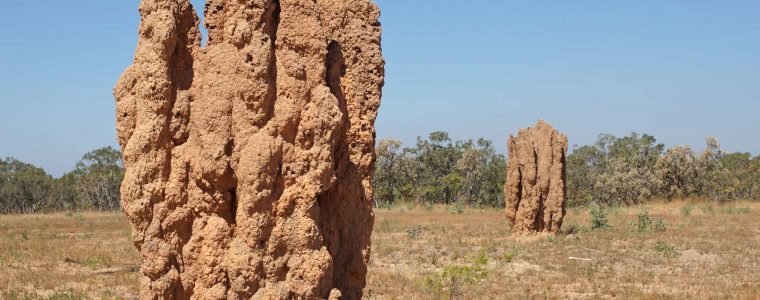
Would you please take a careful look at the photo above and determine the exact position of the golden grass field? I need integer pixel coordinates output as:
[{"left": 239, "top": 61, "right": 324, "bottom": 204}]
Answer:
[{"left": 1, "top": 200, "right": 759, "bottom": 299}]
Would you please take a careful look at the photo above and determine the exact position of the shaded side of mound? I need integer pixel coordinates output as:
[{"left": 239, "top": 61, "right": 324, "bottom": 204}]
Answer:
[
  {"left": 504, "top": 120, "right": 568, "bottom": 234},
  {"left": 114, "top": 0, "right": 384, "bottom": 298}
]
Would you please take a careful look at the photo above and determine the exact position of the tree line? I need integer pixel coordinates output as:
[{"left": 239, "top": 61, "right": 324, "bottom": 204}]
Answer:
[
  {"left": 2, "top": 132, "right": 758, "bottom": 214},
  {"left": 374, "top": 132, "right": 507, "bottom": 207},
  {"left": 566, "top": 133, "right": 760, "bottom": 206},
  {"left": 0, "top": 147, "right": 123, "bottom": 213},
  {"left": 374, "top": 132, "right": 760, "bottom": 208}
]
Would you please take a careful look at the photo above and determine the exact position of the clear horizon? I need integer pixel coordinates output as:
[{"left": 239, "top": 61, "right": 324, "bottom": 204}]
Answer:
[{"left": 1, "top": 1, "right": 758, "bottom": 177}]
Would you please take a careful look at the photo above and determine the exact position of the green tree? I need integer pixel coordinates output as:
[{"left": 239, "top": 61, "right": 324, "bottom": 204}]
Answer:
[
  {"left": 454, "top": 138, "right": 505, "bottom": 206},
  {"left": 656, "top": 146, "right": 700, "bottom": 199},
  {"left": 697, "top": 137, "right": 727, "bottom": 201},
  {"left": 47, "top": 172, "right": 79, "bottom": 212},
  {"left": 373, "top": 132, "right": 506, "bottom": 207},
  {"left": 717, "top": 149, "right": 760, "bottom": 201},
  {"left": 566, "top": 145, "right": 603, "bottom": 206},
  {"left": 73, "top": 146, "right": 124, "bottom": 211},
  {"left": 567, "top": 133, "right": 664, "bottom": 206},
  {"left": 411, "top": 132, "right": 462, "bottom": 204},
  {"left": 751, "top": 156, "right": 760, "bottom": 199},
  {"left": 0, "top": 158, "right": 52, "bottom": 213},
  {"left": 374, "top": 138, "right": 404, "bottom": 206}
]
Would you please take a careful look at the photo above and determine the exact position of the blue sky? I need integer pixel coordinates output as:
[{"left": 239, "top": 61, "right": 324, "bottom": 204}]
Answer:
[{"left": 1, "top": 1, "right": 758, "bottom": 176}]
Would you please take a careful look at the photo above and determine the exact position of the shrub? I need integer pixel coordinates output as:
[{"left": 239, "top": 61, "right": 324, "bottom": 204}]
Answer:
[
  {"left": 448, "top": 202, "right": 464, "bottom": 214},
  {"left": 654, "top": 219, "right": 668, "bottom": 232},
  {"left": 406, "top": 226, "right": 423, "bottom": 240},
  {"left": 681, "top": 205, "right": 693, "bottom": 217},
  {"left": 722, "top": 206, "right": 751, "bottom": 215},
  {"left": 423, "top": 259, "right": 488, "bottom": 298},
  {"left": 590, "top": 206, "right": 611, "bottom": 230},
  {"left": 563, "top": 224, "right": 582, "bottom": 235},
  {"left": 637, "top": 209, "right": 653, "bottom": 233},
  {"left": 473, "top": 250, "right": 489, "bottom": 266},
  {"left": 503, "top": 247, "right": 519, "bottom": 263},
  {"left": 702, "top": 204, "right": 715, "bottom": 214},
  {"left": 47, "top": 290, "right": 88, "bottom": 300},
  {"left": 377, "top": 201, "right": 394, "bottom": 210},
  {"left": 653, "top": 240, "right": 679, "bottom": 258}
]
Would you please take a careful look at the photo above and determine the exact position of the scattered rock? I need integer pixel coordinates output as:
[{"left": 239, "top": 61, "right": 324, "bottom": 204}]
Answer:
[
  {"left": 114, "top": 0, "right": 384, "bottom": 298},
  {"left": 504, "top": 120, "right": 568, "bottom": 234}
]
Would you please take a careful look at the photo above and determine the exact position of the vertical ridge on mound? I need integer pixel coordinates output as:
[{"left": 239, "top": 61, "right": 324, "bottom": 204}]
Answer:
[
  {"left": 504, "top": 120, "right": 568, "bottom": 234},
  {"left": 114, "top": 0, "right": 384, "bottom": 298}
]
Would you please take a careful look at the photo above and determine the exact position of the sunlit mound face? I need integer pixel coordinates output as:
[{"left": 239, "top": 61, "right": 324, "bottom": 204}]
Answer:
[{"left": 115, "top": 0, "right": 384, "bottom": 298}]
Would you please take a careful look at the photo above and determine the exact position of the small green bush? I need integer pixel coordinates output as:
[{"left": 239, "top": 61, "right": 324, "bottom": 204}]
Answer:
[
  {"left": 654, "top": 219, "right": 668, "bottom": 232},
  {"left": 722, "top": 206, "right": 751, "bottom": 215},
  {"left": 653, "top": 240, "right": 679, "bottom": 258},
  {"left": 423, "top": 260, "right": 488, "bottom": 298},
  {"left": 47, "top": 290, "right": 88, "bottom": 300},
  {"left": 83, "top": 254, "right": 114, "bottom": 268},
  {"left": 473, "top": 250, "right": 489, "bottom": 266},
  {"left": 702, "top": 204, "right": 715, "bottom": 215},
  {"left": 503, "top": 247, "right": 519, "bottom": 263},
  {"left": 637, "top": 209, "right": 653, "bottom": 233},
  {"left": 448, "top": 203, "right": 464, "bottom": 214},
  {"left": 590, "top": 206, "right": 611, "bottom": 231},
  {"left": 681, "top": 205, "right": 693, "bottom": 217},
  {"left": 377, "top": 201, "right": 394, "bottom": 210},
  {"left": 406, "top": 226, "right": 423, "bottom": 240},
  {"left": 563, "top": 224, "right": 582, "bottom": 235}
]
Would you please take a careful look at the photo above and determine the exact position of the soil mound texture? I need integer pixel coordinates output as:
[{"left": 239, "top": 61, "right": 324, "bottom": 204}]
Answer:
[
  {"left": 504, "top": 120, "right": 568, "bottom": 234},
  {"left": 114, "top": 0, "right": 384, "bottom": 298}
]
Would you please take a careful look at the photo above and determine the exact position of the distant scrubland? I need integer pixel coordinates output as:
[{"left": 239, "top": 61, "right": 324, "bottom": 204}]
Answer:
[
  {"left": 1, "top": 132, "right": 758, "bottom": 214},
  {"left": 373, "top": 132, "right": 760, "bottom": 208}
]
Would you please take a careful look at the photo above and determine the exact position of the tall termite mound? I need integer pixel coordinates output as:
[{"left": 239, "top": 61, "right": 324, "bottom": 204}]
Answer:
[
  {"left": 114, "top": 0, "right": 384, "bottom": 298},
  {"left": 504, "top": 120, "right": 568, "bottom": 234}
]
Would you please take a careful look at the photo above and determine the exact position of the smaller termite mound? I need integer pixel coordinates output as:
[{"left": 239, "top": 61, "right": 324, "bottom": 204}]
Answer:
[{"left": 504, "top": 120, "right": 568, "bottom": 234}]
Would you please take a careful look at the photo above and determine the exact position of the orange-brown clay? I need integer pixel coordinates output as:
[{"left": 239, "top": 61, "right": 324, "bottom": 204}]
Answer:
[
  {"left": 114, "top": 0, "right": 383, "bottom": 298},
  {"left": 504, "top": 120, "right": 568, "bottom": 235}
]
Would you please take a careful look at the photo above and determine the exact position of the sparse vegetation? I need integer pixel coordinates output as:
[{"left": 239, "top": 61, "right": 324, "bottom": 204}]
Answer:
[
  {"left": 1, "top": 200, "right": 759, "bottom": 298},
  {"left": 0, "top": 212, "right": 139, "bottom": 298},
  {"left": 654, "top": 218, "right": 668, "bottom": 232},
  {"left": 3, "top": 132, "right": 758, "bottom": 215},
  {"left": 681, "top": 205, "right": 694, "bottom": 216},
  {"left": 0, "top": 147, "right": 124, "bottom": 214},
  {"left": 448, "top": 203, "right": 464, "bottom": 214},
  {"left": 721, "top": 205, "right": 751, "bottom": 215},
  {"left": 702, "top": 203, "right": 716, "bottom": 214},
  {"left": 567, "top": 134, "right": 760, "bottom": 207},
  {"left": 406, "top": 226, "right": 423, "bottom": 240},
  {"left": 367, "top": 200, "right": 759, "bottom": 298},
  {"left": 373, "top": 133, "right": 506, "bottom": 208},
  {"left": 502, "top": 247, "right": 519, "bottom": 263},
  {"left": 590, "top": 205, "right": 611, "bottom": 230},
  {"left": 637, "top": 209, "right": 654, "bottom": 233},
  {"left": 653, "top": 240, "right": 679, "bottom": 258},
  {"left": 0, "top": 135, "right": 757, "bottom": 299},
  {"left": 423, "top": 252, "right": 489, "bottom": 299}
]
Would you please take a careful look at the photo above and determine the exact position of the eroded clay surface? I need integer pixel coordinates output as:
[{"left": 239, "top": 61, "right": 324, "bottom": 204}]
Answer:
[
  {"left": 114, "top": 0, "right": 383, "bottom": 298},
  {"left": 504, "top": 120, "right": 568, "bottom": 234}
]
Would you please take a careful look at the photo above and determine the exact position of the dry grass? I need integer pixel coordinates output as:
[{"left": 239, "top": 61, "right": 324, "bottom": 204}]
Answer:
[
  {"left": 1, "top": 200, "right": 759, "bottom": 299},
  {"left": 0, "top": 212, "right": 139, "bottom": 299}
]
